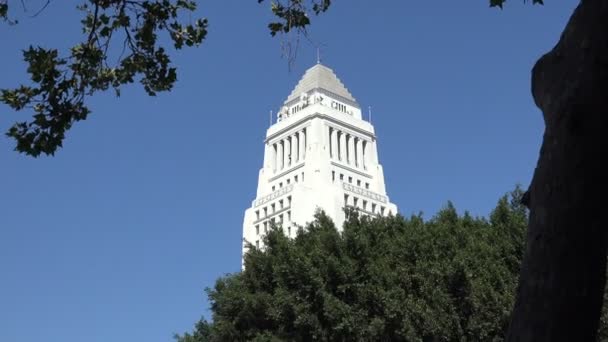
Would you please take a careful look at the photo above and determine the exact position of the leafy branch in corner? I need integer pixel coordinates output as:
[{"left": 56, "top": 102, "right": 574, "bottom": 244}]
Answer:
[{"left": 1, "top": 0, "right": 207, "bottom": 156}]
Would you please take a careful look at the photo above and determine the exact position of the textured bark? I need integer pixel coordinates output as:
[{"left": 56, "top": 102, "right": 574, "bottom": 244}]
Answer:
[{"left": 507, "top": 0, "right": 608, "bottom": 341}]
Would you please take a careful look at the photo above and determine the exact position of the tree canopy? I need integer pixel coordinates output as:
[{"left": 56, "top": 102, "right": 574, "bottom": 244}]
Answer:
[{"left": 176, "top": 188, "right": 534, "bottom": 341}]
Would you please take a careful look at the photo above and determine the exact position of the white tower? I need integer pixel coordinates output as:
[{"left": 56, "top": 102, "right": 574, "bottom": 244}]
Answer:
[{"left": 242, "top": 63, "right": 398, "bottom": 254}]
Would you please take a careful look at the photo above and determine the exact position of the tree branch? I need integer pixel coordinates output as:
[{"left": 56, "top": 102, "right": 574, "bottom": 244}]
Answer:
[{"left": 30, "top": 0, "right": 51, "bottom": 18}]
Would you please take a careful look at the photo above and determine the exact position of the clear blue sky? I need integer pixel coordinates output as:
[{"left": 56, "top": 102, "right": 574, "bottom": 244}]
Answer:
[{"left": 0, "top": 1, "right": 578, "bottom": 341}]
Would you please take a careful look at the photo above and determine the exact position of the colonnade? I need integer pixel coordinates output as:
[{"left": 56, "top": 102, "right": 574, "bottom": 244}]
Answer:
[
  {"left": 270, "top": 129, "right": 306, "bottom": 172},
  {"left": 329, "top": 127, "right": 369, "bottom": 170}
]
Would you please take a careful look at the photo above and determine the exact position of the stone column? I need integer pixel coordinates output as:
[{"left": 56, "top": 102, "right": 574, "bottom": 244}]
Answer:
[
  {"left": 330, "top": 128, "right": 338, "bottom": 159},
  {"left": 370, "top": 140, "right": 379, "bottom": 165},
  {"left": 347, "top": 134, "right": 355, "bottom": 165},
  {"left": 362, "top": 141, "right": 368, "bottom": 170},
  {"left": 291, "top": 134, "right": 298, "bottom": 164},
  {"left": 339, "top": 131, "right": 346, "bottom": 162},
  {"left": 296, "top": 131, "right": 302, "bottom": 161},
  {"left": 269, "top": 143, "right": 276, "bottom": 172},
  {"left": 299, "top": 129, "right": 306, "bottom": 160},
  {"left": 284, "top": 137, "right": 291, "bottom": 167},
  {"left": 356, "top": 138, "right": 363, "bottom": 168},
  {"left": 277, "top": 141, "right": 283, "bottom": 170}
]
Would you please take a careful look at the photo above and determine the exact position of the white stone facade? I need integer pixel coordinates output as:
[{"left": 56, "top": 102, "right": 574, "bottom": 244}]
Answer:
[{"left": 242, "top": 63, "right": 398, "bottom": 256}]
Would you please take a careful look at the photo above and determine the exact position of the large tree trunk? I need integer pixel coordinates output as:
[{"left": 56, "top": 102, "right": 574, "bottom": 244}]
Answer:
[{"left": 506, "top": 0, "right": 608, "bottom": 341}]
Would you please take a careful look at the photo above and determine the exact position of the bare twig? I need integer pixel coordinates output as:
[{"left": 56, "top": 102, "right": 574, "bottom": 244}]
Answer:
[
  {"left": 30, "top": 0, "right": 51, "bottom": 18},
  {"left": 86, "top": 0, "right": 100, "bottom": 44}
]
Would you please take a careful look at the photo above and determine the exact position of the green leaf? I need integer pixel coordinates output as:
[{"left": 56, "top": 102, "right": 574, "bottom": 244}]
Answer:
[
  {"left": 489, "top": 0, "right": 505, "bottom": 8},
  {"left": 0, "top": 3, "right": 8, "bottom": 20}
]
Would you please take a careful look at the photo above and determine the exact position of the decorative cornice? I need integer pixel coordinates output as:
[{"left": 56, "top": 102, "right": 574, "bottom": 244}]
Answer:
[
  {"left": 331, "top": 161, "right": 372, "bottom": 179},
  {"left": 265, "top": 111, "right": 376, "bottom": 143},
  {"left": 253, "top": 184, "right": 294, "bottom": 208},
  {"left": 266, "top": 121, "right": 311, "bottom": 143},
  {"left": 284, "top": 88, "right": 360, "bottom": 109},
  {"left": 342, "top": 182, "right": 387, "bottom": 204},
  {"left": 268, "top": 162, "right": 305, "bottom": 182}
]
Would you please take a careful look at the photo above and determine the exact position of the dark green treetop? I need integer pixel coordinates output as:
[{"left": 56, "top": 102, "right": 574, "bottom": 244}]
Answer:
[{"left": 177, "top": 188, "right": 531, "bottom": 341}]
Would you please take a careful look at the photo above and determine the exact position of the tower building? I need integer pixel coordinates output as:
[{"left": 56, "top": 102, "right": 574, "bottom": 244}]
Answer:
[{"left": 242, "top": 63, "right": 398, "bottom": 254}]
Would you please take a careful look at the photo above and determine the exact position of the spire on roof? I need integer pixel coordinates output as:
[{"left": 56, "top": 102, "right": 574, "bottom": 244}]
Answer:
[
  {"left": 284, "top": 63, "right": 358, "bottom": 107},
  {"left": 316, "top": 47, "right": 321, "bottom": 64}
]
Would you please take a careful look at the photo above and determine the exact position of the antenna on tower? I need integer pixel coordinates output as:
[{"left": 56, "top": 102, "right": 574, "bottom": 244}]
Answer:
[
  {"left": 269, "top": 110, "right": 273, "bottom": 127},
  {"left": 368, "top": 105, "right": 372, "bottom": 123},
  {"left": 316, "top": 46, "right": 321, "bottom": 64}
]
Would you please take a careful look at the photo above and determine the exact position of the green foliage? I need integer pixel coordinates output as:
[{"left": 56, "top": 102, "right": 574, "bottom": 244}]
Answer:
[
  {"left": 174, "top": 320, "right": 214, "bottom": 342},
  {"left": 1, "top": 1, "right": 207, "bottom": 156},
  {"left": 0, "top": 0, "right": 18, "bottom": 25},
  {"left": 0, "top": 2, "right": 7, "bottom": 21},
  {"left": 177, "top": 188, "right": 531, "bottom": 341},
  {"left": 257, "top": 0, "right": 331, "bottom": 37}
]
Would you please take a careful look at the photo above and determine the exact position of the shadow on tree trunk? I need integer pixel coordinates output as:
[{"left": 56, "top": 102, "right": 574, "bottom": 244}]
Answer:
[{"left": 507, "top": 0, "right": 608, "bottom": 341}]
